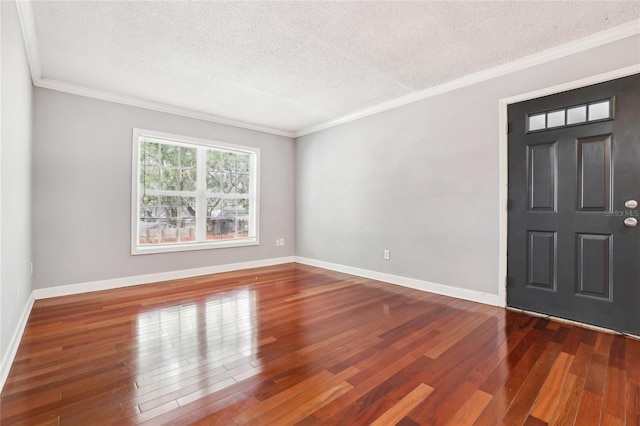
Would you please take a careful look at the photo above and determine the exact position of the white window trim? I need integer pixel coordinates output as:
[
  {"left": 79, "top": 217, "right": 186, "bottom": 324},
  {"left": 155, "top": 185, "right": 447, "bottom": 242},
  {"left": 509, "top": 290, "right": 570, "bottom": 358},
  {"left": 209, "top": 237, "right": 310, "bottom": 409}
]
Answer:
[{"left": 131, "top": 128, "right": 260, "bottom": 255}]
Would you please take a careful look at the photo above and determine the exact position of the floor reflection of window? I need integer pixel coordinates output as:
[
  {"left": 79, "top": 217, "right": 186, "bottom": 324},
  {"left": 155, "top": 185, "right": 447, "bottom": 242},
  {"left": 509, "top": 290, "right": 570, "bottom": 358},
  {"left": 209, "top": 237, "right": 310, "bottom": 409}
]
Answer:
[
  {"left": 206, "top": 288, "right": 257, "bottom": 358},
  {"left": 135, "top": 287, "right": 257, "bottom": 365}
]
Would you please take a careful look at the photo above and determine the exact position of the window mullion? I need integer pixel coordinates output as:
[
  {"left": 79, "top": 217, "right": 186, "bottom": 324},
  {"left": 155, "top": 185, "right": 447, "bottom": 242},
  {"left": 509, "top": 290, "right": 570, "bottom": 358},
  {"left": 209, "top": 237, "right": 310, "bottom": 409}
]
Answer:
[{"left": 196, "top": 147, "right": 207, "bottom": 242}]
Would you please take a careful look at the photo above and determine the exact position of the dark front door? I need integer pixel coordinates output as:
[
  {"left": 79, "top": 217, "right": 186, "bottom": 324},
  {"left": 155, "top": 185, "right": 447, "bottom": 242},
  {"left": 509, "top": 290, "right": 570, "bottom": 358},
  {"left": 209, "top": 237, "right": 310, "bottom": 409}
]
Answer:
[{"left": 507, "top": 74, "right": 640, "bottom": 335}]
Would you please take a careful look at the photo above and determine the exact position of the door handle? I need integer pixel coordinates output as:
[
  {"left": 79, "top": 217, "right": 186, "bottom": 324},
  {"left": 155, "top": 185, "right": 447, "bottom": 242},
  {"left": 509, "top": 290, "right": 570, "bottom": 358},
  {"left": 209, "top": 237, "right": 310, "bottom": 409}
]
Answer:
[{"left": 624, "top": 217, "right": 638, "bottom": 227}]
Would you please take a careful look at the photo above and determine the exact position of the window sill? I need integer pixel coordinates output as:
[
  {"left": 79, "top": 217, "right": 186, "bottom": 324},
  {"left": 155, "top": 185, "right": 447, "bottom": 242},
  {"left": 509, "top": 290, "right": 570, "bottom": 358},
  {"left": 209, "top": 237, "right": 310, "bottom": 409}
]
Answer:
[{"left": 131, "top": 237, "right": 259, "bottom": 255}]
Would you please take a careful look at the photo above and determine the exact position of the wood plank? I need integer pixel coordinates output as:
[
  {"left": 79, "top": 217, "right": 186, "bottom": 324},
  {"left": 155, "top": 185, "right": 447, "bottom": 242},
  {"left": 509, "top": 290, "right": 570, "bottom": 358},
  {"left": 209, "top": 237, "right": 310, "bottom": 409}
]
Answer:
[
  {"left": 497, "top": 341, "right": 562, "bottom": 424},
  {"left": 251, "top": 380, "right": 353, "bottom": 425},
  {"left": 584, "top": 352, "right": 610, "bottom": 396},
  {"left": 627, "top": 338, "right": 640, "bottom": 384},
  {"left": 404, "top": 315, "right": 512, "bottom": 423},
  {"left": 473, "top": 326, "right": 556, "bottom": 424},
  {"left": 445, "top": 388, "right": 492, "bottom": 426},
  {"left": 369, "top": 383, "right": 433, "bottom": 426},
  {"left": 627, "top": 382, "right": 640, "bottom": 426},
  {"left": 575, "top": 390, "right": 603, "bottom": 425},
  {"left": 523, "top": 415, "right": 547, "bottom": 425},
  {"left": 529, "top": 351, "right": 574, "bottom": 422},
  {"left": 232, "top": 367, "right": 358, "bottom": 424},
  {"left": 312, "top": 334, "right": 440, "bottom": 422},
  {"left": 602, "top": 366, "right": 626, "bottom": 422},
  {"left": 548, "top": 373, "right": 585, "bottom": 426},
  {"left": 0, "top": 263, "right": 635, "bottom": 425}
]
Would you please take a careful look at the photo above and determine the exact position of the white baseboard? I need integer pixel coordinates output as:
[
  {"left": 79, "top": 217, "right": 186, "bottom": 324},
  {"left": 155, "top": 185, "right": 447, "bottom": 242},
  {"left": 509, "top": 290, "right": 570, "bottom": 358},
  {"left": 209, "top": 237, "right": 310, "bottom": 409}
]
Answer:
[
  {"left": 295, "top": 256, "right": 503, "bottom": 307},
  {"left": 33, "top": 256, "right": 296, "bottom": 300},
  {"left": 0, "top": 292, "right": 35, "bottom": 393}
]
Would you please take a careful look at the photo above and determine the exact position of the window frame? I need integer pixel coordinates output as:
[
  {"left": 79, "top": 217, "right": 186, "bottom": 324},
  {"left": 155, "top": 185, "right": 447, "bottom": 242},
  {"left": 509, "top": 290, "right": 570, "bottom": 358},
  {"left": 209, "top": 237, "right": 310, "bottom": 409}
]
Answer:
[{"left": 131, "top": 128, "right": 260, "bottom": 255}]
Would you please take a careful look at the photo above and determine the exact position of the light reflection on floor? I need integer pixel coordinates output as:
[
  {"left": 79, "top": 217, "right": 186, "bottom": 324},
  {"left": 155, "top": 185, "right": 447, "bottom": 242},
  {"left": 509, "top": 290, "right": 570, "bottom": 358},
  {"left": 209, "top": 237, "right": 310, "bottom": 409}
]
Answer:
[{"left": 133, "top": 287, "right": 259, "bottom": 399}]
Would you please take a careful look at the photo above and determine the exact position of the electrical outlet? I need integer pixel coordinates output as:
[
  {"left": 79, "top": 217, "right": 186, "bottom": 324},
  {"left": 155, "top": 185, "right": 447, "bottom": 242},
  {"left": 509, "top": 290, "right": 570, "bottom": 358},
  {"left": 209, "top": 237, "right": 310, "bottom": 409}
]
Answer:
[
  {"left": 384, "top": 250, "right": 390, "bottom": 260},
  {"left": 276, "top": 239, "right": 280, "bottom": 246},
  {"left": 279, "top": 238, "right": 285, "bottom": 246}
]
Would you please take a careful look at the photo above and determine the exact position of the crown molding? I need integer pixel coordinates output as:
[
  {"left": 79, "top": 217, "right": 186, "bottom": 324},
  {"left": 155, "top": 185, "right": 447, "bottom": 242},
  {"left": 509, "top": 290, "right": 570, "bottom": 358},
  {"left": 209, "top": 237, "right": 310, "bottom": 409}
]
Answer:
[
  {"left": 35, "top": 78, "right": 296, "bottom": 138},
  {"left": 14, "top": 0, "right": 639, "bottom": 140},
  {"left": 295, "top": 19, "right": 640, "bottom": 137},
  {"left": 14, "top": 1, "right": 294, "bottom": 138}
]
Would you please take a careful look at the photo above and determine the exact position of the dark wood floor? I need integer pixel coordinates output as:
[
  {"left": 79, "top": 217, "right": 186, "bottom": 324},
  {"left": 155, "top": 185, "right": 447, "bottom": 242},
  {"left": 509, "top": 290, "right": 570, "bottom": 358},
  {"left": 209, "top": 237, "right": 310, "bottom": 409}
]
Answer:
[{"left": 1, "top": 263, "right": 638, "bottom": 425}]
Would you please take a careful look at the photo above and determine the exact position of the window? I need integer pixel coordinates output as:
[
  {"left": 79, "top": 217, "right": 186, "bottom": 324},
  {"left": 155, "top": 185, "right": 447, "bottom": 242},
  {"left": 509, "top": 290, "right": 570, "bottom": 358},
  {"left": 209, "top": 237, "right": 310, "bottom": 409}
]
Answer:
[
  {"left": 526, "top": 98, "right": 613, "bottom": 133},
  {"left": 131, "top": 129, "right": 259, "bottom": 255}
]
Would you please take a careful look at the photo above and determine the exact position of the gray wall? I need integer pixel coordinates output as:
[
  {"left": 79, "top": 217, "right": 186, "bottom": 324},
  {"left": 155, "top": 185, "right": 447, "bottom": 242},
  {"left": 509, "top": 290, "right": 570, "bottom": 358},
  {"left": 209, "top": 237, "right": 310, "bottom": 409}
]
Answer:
[
  {"left": 33, "top": 89, "right": 295, "bottom": 289},
  {"left": 1, "top": 1, "right": 33, "bottom": 362},
  {"left": 296, "top": 35, "right": 640, "bottom": 296}
]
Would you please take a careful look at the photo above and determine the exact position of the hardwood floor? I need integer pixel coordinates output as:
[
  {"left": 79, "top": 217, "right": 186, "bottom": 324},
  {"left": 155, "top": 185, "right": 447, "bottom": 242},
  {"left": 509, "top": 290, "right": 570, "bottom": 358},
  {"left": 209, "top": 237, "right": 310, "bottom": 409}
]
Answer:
[{"left": 1, "top": 263, "right": 638, "bottom": 425}]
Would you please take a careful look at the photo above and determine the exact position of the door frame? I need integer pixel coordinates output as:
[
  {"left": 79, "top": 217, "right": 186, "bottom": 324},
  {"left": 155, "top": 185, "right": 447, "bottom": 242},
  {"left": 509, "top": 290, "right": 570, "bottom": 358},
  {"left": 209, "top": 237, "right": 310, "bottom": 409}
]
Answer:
[{"left": 497, "top": 64, "right": 640, "bottom": 308}]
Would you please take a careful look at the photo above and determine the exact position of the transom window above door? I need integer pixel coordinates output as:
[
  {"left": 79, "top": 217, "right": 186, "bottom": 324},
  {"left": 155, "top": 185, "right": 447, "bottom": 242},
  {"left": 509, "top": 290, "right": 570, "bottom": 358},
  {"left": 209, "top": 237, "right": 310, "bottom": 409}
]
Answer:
[{"left": 526, "top": 98, "right": 613, "bottom": 132}]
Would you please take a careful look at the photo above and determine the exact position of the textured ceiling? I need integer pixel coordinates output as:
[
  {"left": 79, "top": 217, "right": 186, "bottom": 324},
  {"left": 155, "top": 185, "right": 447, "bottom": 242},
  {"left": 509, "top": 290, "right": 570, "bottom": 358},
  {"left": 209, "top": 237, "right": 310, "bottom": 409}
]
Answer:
[{"left": 26, "top": 1, "right": 640, "bottom": 134}]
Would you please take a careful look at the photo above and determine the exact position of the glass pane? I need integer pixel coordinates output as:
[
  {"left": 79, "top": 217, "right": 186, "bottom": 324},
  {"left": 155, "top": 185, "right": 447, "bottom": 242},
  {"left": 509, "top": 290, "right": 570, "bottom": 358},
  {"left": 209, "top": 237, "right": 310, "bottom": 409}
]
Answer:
[
  {"left": 140, "top": 166, "right": 160, "bottom": 190},
  {"left": 567, "top": 105, "right": 587, "bottom": 124},
  {"left": 207, "top": 150, "right": 221, "bottom": 168},
  {"left": 237, "top": 173, "right": 250, "bottom": 194},
  {"left": 528, "top": 113, "right": 546, "bottom": 131},
  {"left": 221, "top": 172, "right": 236, "bottom": 194},
  {"left": 236, "top": 199, "right": 250, "bottom": 237},
  {"left": 588, "top": 100, "right": 610, "bottom": 121},
  {"left": 207, "top": 171, "right": 223, "bottom": 192},
  {"left": 180, "top": 168, "right": 197, "bottom": 191},
  {"left": 237, "top": 154, "right": 250, "bottom": 173},
  {"left": 141, "top": 140, "right": 160, "bottom": 166},
  {"left": 222, "top": 152, "right": 237, "bottom": 172},
  {"left": 207, "top": 198, "right": 249, "bottom": 240},
  {"left": 139, "top": 196, "right": 195, "bottom": 244},
  {"left": 161, "top": 168, "right": 180, "bottom": 191},
  {"left": 546, "top": 110, "right": 565, "bottom": 128},
  {"left": 139, "top": 195, "right": 160, "bottom": 245},
  {"left": 177, "top": 198, "right": 196, "bottom": 242},
  {"left": 207, "top": 150, "right": 223, "bottom": 192},
  {"left": 148, "top": 141, "right": 197, "bottom": 192},
  {"left": 160, "top": 144, "right": 178, "bottom": 167},
  {"left": 180, "top": 146, "right": 197, "bottom": 168},
  {"left": 208, "top": 198, "right": 232, "bottom": 240}
]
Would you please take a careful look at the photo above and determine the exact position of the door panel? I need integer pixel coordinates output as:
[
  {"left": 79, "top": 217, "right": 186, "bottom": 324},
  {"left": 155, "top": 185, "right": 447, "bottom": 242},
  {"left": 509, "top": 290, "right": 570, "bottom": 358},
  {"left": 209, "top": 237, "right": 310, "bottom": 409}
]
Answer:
[
  {"left": 577, "top": 135, "right": 611, "bottom": 211},
  {"left": 527, "top": 231, "right": 556, "bottom": 290},
  {"left": 507, "top": 73, "right": 640, "bottom": 334},
  {"left": 527, "top": 142, "right": 557, "bottom": 211},
  {"left": 575, "top": 233, "right": 612, "bottom": 300}
]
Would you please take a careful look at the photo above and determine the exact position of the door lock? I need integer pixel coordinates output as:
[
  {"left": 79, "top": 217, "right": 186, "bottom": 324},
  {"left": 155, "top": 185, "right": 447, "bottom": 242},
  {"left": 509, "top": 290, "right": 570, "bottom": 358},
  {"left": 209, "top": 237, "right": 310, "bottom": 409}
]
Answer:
[
  {"left": 625, "top": 200, "right": 639, "bottom": 209},
  {"left": 624, "top": 217, "right": 638, "bottom": 227}
]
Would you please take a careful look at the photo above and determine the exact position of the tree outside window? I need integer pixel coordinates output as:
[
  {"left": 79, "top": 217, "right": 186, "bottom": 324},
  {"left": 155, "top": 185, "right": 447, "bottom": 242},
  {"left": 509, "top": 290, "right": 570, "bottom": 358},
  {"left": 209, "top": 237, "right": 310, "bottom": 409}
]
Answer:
[{"left": 132, "top": 129, "right": 259, "bottom": 255}]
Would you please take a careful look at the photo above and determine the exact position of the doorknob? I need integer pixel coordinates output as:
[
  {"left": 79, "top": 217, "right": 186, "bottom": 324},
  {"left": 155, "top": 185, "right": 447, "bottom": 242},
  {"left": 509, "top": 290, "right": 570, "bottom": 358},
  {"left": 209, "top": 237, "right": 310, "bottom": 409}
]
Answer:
[
  {"left": 624, "top": 217, "right": 638, "bottom": 227},
  {"left": 625, "top": 200, "right": 639, "bottom": 209}
]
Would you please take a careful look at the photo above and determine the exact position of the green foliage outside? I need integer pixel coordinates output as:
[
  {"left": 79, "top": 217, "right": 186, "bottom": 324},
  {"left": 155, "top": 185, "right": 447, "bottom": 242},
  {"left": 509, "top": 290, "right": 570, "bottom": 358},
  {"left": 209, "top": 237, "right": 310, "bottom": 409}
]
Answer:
[{"left": 139, "top": 139, "right": 251, "bottom": 238}]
